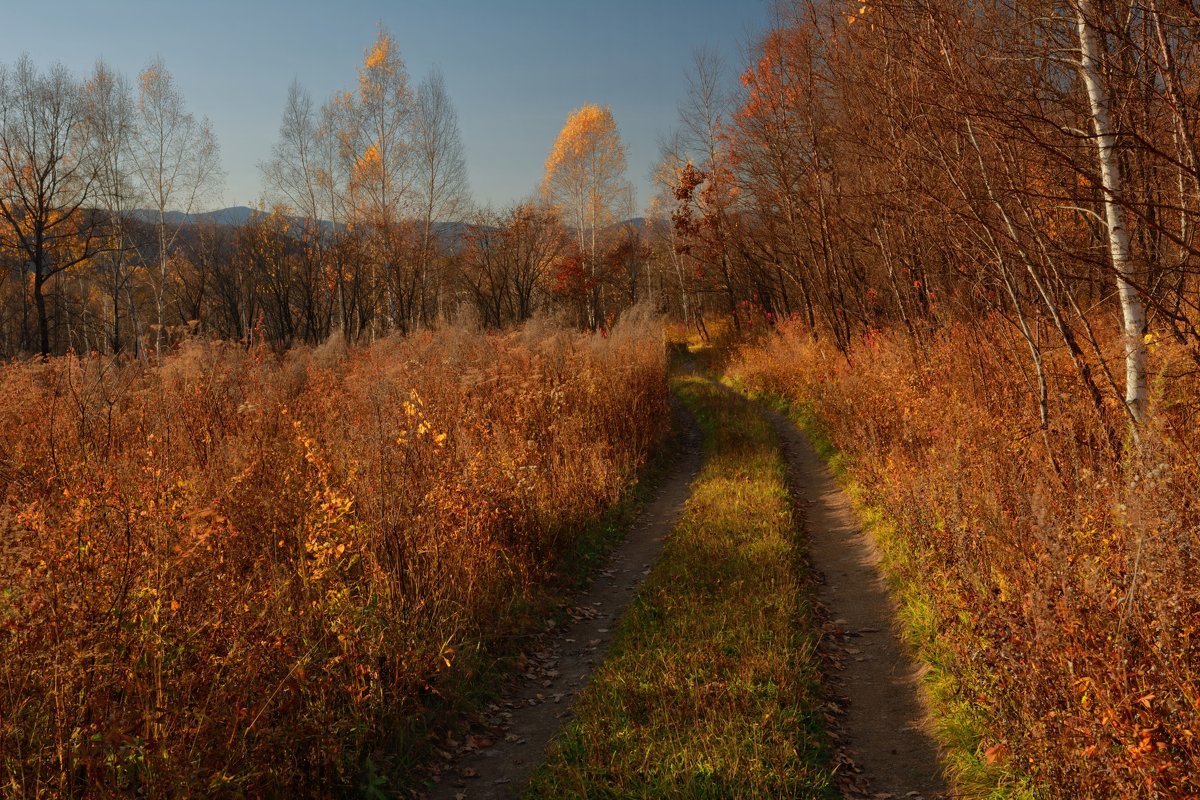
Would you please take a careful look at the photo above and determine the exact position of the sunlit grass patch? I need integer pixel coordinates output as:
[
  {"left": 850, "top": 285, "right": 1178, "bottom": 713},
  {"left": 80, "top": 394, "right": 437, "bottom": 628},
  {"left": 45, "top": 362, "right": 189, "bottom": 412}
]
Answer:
[{"left": 526, "top": 374, "right": 834, "bottom": 799}]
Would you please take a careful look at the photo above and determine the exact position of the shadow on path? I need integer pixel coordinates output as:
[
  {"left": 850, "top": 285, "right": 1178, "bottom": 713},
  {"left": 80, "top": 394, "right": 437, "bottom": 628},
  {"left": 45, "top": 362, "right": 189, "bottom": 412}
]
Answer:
[{"left": 763, "top": 405, "right": 949, "bottom": 800}]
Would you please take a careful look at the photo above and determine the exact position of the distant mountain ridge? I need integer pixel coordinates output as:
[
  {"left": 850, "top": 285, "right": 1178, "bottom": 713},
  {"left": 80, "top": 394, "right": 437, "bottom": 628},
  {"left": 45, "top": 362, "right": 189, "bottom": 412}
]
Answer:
[
  {"left": 130, "top": 206, "right": 259, "bottom": 227},
  {"left": 130, "top": 207, "right": 466, "bottom": 235},
  {"left": 129, "top": 208, "right": 646, "bottom": 243},
  {"left": 126, "top": 209, "right": 495, "bottom": 256}
]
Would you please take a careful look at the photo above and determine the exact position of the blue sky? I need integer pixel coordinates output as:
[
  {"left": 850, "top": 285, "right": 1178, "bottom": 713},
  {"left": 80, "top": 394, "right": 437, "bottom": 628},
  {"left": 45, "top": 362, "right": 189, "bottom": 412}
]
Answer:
[{"left": 2, "top": 0, "right": 771, "bottom": 214}]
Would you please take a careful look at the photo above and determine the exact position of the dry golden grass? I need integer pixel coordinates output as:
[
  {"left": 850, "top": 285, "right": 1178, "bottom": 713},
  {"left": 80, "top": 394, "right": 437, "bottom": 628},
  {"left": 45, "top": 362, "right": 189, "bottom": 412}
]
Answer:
[{"left": 0, "top": 311, "right": 668, "bottom": 796}]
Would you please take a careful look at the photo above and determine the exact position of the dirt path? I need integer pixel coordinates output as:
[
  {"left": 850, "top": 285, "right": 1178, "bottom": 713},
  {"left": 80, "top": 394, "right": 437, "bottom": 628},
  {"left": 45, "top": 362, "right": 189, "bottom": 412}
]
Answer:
[
  {"left": 424, "top": 401, "right": 703, "bottom": 800},
  {"left": 763, "top": 405, "right": 949, "bottom": 799}
]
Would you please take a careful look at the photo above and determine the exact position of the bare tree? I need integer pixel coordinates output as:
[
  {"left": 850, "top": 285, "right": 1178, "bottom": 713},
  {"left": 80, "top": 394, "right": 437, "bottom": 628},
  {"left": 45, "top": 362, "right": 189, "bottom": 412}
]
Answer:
[
  {"left": 314, "top": 95, "right": 358, "bottom": 337},
  {"left": 649, "top": 133, "right": 701, "bottom": 328},
  {"left": 506, "top": 201, "right": 566, "bottom": 321},
  {"left": 130, "top": 57, "right": 222, "bottom": 355},
  {"left": 457, "top": 207, "right": 510, "bottom": 327},
  {"left": 411, "top": 69, "right": 469, "bottom": 325},
  {"left": 83, "top": 59, "right": 140, "bottom": 354},
  {"left": 678, "top": 48, "right": 742, "bottom": 328},
  {"left": 0, "top": 55, "right": 103, "bottom": 356},
  {"left": 261, "top": 80, "right": 323, "bottom": 225}
]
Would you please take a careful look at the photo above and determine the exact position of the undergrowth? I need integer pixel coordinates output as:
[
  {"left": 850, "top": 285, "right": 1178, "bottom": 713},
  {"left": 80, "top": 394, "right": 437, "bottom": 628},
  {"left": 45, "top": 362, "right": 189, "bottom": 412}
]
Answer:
[
  {"left": 728, "top": 318, "right": 1200, "bottom": 798},
  {"left": 732, "top": 381, "right": 1037, "bottom": 799},
  {"left": 0, "top": 310, "right": 669, "bottom": 796}
]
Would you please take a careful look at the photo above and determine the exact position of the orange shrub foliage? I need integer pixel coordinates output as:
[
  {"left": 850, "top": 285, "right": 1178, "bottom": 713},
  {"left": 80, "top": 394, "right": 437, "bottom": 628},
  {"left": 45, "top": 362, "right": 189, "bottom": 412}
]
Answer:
[
  {"left": 731, "top": 319, "right": 1200, "bottom": 797},
  {"left": 0, "top": 312, "right": 668, "bottom": 795}
]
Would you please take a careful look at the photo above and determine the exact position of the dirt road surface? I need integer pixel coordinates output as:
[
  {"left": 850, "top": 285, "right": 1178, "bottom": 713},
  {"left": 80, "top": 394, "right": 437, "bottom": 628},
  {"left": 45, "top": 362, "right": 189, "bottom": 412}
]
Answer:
[
  {"left": 424, "top": 403, "right": 703, "bottom": 799},
  {"left": 765, "top": 405, "right": 949, "bottom": 799}
]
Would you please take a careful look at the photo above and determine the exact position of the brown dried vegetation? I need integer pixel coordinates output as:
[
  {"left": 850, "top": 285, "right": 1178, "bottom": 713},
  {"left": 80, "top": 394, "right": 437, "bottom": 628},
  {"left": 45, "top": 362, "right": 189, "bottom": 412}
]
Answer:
[
  {"left": 732, "top": 320, "right": 1200, "bottom": 797},
  {"left": 0, "top": 312, "right": 668, "bottom": 795}
]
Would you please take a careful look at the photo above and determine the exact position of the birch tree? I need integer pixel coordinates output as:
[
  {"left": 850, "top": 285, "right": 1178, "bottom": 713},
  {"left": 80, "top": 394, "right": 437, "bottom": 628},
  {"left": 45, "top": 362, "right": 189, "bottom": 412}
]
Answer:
[
  {"left": 130, "top": 57, "right": 222, "bottom": 355},
  {"left": 543, "top": 104, "right": 631, "bottom": 329},
  {"left": 344, "top": 26, "right": 415, "bottom": 331},
  {"left": 1073, "top": 0, "right": 1148, "bottom": 425},
  {"left": 348, "top": 27, "right": 412, "bottom": 225}
]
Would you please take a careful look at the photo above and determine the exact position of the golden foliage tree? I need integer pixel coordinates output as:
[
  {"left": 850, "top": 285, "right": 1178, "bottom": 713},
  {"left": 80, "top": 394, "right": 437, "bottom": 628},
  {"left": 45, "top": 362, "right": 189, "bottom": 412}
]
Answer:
[{"left": 543, "top": 104, "right": 631, "bottom": 329}]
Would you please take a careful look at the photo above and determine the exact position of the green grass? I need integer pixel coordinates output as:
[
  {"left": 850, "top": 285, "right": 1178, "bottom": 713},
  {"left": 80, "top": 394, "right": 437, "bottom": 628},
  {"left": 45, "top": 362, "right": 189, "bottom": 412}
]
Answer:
[
  {"left": 729, "top": 382, "right": 1043, "bottom": 800},
  {"left": 525, "top": 373, "right": 834, "bottom": 799}
]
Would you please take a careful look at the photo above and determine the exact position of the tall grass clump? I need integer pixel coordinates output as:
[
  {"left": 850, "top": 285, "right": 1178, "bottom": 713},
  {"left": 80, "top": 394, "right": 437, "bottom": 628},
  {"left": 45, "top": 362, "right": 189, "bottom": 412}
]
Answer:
[
  {"left": 730, "top": 318, "right": 1200, "bottom": 797},
  {"left": 0, "top": 311, "right": 668, "bottom": 796}
]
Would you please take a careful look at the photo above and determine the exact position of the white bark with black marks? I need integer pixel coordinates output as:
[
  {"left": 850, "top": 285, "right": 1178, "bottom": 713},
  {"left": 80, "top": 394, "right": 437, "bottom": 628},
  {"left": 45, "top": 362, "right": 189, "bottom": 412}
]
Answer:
[{"left": 1074, "top": 0, "right": 1147, "bottom": 425}]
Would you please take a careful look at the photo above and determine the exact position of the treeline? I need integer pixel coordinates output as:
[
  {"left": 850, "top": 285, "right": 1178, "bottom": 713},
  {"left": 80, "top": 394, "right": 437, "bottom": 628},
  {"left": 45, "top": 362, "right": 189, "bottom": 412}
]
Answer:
[
  {"left": 0, "top": 54, "right": 221, "bottom": 358},
  {"left": 0, "top": 29, "right": 669, "bottom": 360},
  {"left": 19, "top": 0, "right": 1197, "bottom": 410},
  {"left": 655, "top": 0, "right": 1200, "bottom": 434}
]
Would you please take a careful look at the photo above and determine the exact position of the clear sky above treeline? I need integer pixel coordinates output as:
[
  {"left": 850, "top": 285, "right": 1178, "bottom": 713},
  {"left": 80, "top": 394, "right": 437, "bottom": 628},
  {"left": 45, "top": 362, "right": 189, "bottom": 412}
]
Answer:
[{"left": 3, "top": 0, "right": 771, "bottom": 215}]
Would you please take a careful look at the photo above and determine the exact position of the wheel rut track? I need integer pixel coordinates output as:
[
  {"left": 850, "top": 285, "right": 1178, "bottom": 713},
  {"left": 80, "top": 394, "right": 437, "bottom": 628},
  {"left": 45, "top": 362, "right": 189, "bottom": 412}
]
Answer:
[
  {"left": 761, "top": 403, "right": 949, "bottom": 799},
  {"left": 426, "top": 379, "right": 949, "bottom": 799},
  {"left": 425, "top": 398, "right": 703, "bottom": 800}
]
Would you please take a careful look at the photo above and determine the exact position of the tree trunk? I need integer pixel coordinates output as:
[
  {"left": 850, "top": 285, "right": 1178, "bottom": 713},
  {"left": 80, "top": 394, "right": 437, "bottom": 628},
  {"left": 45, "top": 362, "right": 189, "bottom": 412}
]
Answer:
[
  {"left": 34, "top": 268, "right": 50, "bottom": 358},
  {"left": 1076, "top": 0, "right": 1148, "bottom": 425}
]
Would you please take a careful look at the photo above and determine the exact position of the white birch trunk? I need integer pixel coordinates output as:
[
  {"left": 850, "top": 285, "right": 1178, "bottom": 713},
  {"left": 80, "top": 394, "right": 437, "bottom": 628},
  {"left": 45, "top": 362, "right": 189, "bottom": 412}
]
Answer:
[{"left": 1075, "top": 0, "right": 1147, "bottom": 424}]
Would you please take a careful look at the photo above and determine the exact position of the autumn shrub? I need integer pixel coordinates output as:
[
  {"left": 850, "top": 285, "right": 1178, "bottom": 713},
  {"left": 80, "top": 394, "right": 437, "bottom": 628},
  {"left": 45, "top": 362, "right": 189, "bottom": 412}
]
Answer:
[
  {"left": 729, "top": 318, "right": 1200, "bottom": 797},
  {"left": 0, "top": 310, "right": 668, "bottom": 796}
]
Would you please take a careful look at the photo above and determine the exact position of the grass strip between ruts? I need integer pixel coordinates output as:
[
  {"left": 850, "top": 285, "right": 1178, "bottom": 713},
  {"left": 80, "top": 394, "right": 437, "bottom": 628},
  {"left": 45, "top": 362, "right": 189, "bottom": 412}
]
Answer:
[
  {"left": 525, "top": 372, "right": 835, "bottom": 799},
  {"left": 728, "top": 377, "right": 1041, "bottom": 800}
]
